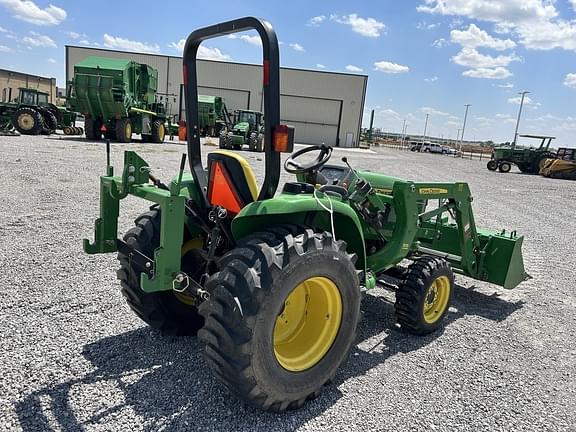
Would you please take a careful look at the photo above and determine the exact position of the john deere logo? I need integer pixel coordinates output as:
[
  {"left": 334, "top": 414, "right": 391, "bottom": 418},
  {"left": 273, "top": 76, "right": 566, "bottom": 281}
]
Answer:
[{"left": 419, "top": 188, "right": 448, "bottom": 195}]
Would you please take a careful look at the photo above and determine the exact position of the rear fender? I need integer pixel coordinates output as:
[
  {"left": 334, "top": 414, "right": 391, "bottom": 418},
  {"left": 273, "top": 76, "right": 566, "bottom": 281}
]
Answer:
[{"left": 231, "top": 194, "right": 366, "bottom": 269}]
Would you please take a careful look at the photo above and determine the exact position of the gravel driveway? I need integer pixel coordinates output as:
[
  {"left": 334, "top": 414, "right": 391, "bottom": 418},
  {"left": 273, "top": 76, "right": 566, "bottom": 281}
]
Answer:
[{"left": 1, "top": 135, "right": 575, "bottom": 431}]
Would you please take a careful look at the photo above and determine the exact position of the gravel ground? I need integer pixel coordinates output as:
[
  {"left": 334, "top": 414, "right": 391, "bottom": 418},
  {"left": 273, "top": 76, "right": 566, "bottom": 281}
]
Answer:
[{"left": 1, "top": 134, "right": 575, "bottom": 432}]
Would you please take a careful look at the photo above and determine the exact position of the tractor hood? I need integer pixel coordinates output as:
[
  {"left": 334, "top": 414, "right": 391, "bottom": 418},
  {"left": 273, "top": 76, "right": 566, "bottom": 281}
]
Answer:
[{"left": 233, "top": 122, "right": 250, "bottom": 133}]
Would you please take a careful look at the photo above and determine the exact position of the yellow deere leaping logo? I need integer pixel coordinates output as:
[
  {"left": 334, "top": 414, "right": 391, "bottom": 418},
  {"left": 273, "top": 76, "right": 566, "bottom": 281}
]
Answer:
[{"left": 419, "top": 188, "right": 448, "bottom": 195}]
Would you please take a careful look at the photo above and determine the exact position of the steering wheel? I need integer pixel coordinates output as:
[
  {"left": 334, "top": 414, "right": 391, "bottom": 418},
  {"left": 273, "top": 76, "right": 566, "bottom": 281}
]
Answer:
[{"left": 284, "top": 145, "right": 333, "bottom": 174}]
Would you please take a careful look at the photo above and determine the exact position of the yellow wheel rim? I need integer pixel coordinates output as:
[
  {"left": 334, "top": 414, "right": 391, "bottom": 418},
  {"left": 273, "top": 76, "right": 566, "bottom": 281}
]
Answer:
[
  {"left": 125, "top": 122, "right": 132, "bottom": 140},
  {"left": 173, "top": 238, "right": 203, "bottom": 306},
  {"left": 18, "top": 113, "right": 34, "bottom": 130},
  {"left": 158, "top": 123, "right": 165, "bottom": 141},
  {"left": 423, "top": 275, "right": 451, "bottom": 324},
  {"left": 273, "top": 276, "right": 342, "bottom": 372}
]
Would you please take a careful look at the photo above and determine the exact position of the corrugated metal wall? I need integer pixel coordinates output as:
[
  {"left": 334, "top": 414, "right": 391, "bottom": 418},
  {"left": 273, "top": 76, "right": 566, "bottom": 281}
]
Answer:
[{"left": 66, "top": 46, "right": 366, "bottom": 147}]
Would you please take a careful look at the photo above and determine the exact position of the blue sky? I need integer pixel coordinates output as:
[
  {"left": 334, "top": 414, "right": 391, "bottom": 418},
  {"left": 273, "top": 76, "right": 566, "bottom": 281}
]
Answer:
[{"left": 1, "top": 0, "right": 575, "bottom": 146}]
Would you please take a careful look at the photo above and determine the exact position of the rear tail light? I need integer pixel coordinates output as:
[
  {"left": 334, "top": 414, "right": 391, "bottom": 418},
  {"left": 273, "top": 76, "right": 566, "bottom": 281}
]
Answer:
[{"left": 273, "top": 124, "right": 295, "bottom": 153}]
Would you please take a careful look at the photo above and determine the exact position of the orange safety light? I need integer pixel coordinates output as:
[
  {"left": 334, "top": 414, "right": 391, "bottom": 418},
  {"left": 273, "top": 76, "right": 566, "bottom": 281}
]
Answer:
[
  {"left": 273, "top": 124, "right": 295, "bottom": 153},
  {"left": 207, "top": 161, "right": 243, "bottom": 214}
]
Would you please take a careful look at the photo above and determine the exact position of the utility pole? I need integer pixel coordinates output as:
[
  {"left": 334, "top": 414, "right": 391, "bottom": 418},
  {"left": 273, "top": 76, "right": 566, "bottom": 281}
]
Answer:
[
  {"left": 456, "top": 128, "right": 461, "bottom": 144},
  {"left": 422, "top": 113, "right": 429, "bottom": 144},
  {"left": 400, "top": 119, "right": 407, "bottom": 147},
  {"left": 512, "top": 91, "right": 530, "bottom": 149},
  {"left": 460, "top": 104, "right": 471, "bottom": 153}
]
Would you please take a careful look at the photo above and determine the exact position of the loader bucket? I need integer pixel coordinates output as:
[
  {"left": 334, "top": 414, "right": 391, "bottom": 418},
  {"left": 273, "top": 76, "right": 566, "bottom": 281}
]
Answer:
[{"left": 478, "top": 230, "right": 530, "bottom": 289}]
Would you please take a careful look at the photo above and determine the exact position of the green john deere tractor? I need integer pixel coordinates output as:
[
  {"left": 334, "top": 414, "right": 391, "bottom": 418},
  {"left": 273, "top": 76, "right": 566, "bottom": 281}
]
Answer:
[
  {"left": 0, "top": 87, "right": 78, "bottom": 136},
  {"left": 487, "top": 134, "right": 556, "bottom": 173},
  {"left": 84, "top": 18, "right": 530, "bottom": 412},
  {"left": 219, "top": 109, "right": 264, "bottom": 152}
]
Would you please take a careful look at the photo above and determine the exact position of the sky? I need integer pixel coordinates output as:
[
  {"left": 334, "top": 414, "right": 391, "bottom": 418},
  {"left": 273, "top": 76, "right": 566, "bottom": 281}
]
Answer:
[{"left": 0, "top": 0, "right": 575, "bottom": 146}]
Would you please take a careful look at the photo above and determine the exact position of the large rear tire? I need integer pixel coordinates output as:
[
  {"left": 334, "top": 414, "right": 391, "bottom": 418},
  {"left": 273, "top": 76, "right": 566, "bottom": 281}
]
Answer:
[
  {"left": 40, "top": 109, "right": 58, "bottom": 134},
  {"left": 117, "top": 209, "right": 204, "bottom": 335},
  {"left": 395, "top": 256, "right": 454, "bottom": 335},
  {"left": 84, "top": 117, "right": 102, "bottom": 140},
  {"left": 498, "top": 161, "right": 512, "bottom": 173},
  {"left": 12, "top": 107, "right": 43, "bottom": 135},
  {"left": 198, "top": 228, "right": 361, "bottom": 412}
]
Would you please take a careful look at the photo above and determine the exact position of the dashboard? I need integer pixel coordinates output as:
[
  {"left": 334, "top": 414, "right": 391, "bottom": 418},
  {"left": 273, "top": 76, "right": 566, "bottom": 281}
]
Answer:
[{"left": 318, "top": 164, "right": 354, "bottom": 186}]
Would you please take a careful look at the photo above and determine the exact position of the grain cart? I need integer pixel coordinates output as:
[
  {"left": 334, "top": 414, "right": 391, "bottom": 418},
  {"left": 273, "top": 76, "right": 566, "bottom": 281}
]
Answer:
[
  {"left": 487, "top": 134, "right": 556, "bottom": 173},
  {"left": 219, "top": 109, "right": 264, "bottom": 151},
  {"left": 0, "top": 87, "right": 79, "bottom": 135},
  {"left": 84, "top": 17, "right": 530, "bottom": 412},
  {"left": 67, "top": 57, "right": 167, "bottom": 143}
]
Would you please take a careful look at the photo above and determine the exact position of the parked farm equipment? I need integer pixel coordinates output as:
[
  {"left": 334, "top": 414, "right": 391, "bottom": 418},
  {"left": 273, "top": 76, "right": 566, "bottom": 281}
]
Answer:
[
  {"left": 487, "top": 134, "right": 556, "bottom": 173},
  {"left": 219, "top": 109, "right": 264, "bottom": 151},
  {"left": 0, "top": 87, "right": 79, "bottom": 136},
  {"left": 84, "top": 17, "right": 530, "bottom": 412},
  {"left": 198, "top": 95, "right": 230, "bottom": 137},
  {"left": 540, "top": 147, "right": 576, "bottom": 180},
  {"left": 67, "top": 57, "right": 167, "bottom": 143}
]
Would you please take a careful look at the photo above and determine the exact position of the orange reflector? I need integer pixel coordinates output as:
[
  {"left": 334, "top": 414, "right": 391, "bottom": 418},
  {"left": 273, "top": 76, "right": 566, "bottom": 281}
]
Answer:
[
  {"left": 273, "top": 124, "right": 295, "bottom": 153},
  {"left": 208, "top": 161, "right": 243, "bottom": 214}
]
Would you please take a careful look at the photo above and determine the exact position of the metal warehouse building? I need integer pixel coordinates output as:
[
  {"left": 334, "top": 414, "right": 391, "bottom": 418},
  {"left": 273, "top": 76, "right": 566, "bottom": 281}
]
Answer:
[{"left": 65, "top": 46, "right": 367, "bottom": 147}]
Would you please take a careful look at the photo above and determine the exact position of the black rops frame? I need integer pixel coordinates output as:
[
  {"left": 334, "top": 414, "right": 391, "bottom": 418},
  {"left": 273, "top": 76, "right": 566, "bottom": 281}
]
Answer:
[{"left": 182, "top": 17, "right": 281, "bottom": 207}]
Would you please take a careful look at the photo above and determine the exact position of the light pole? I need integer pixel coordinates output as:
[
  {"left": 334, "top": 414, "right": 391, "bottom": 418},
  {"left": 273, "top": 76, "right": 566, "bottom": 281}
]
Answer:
[
  {"left": 422, "top": 113, "right": 429, "bottom": 144},
  {"left": 400, "top": 119, "right": 407, "bottom": 147},
  {"left": 460, "top": 104, "right": 471, "bottom": 152},
  {"left": 512, "top": 91, "right": 530, "bottom": 149}
]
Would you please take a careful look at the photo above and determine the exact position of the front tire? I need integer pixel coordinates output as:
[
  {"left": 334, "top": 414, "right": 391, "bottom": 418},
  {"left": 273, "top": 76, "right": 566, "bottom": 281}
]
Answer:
[
  {"left": 395, "top": 256, "right": 454, "bottom": 335},
  {"left": 487, "top": 160, "right": 498, "bottom": 171},
  {"left": 117, "top": 209, "right": 204, "bottom": 335},
  {"left": 115, "top": 117, "right": 132, "bottom": 143},
  {"left": 151, "top": 119, "right": 165, "bottom": 143},
  {"left": 198, "top": 228, "right": 361, "bottom": 412}
]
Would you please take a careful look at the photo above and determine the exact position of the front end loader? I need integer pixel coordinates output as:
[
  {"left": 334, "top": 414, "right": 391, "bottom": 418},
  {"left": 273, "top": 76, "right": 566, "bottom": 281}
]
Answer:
[{"left": 84, "top": 17, "right": 530, "bottom": 412}]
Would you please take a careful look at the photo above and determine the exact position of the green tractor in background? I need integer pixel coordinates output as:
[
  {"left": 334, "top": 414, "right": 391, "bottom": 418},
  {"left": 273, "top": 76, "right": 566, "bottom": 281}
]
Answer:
[
  {"left": 219, "top": 109, "right": 264, "bottom": 152},
  {"left": 84, "top": 18, "right": 530, "bottom": 412},
  {"left": 487, "top": 134, "right": 556, "bottom": 173},
  {"left": 0, "top": 87, "right": 79, "bottom": 136},
  {"left": 67, "top": 56, "right": 167, "bottom": 143}
]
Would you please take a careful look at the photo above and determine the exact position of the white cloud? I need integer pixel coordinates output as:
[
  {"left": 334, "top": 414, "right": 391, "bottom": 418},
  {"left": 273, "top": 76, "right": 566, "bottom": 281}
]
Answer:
[
  {"left": 564, "top": 73, "right": 576, "bottom": 89},
  {"left": 78, "top": 39, "right": 90, "bottom": 46},
  {"left": 345, "top": 64, "right": 363, "bottom": 72},
  {"left": 22, "top": 32, "right": 57, "bottom": 48},
  {"left": 168, "top": 39, "right": 231, "bottom": 61},
  {"left": 228, "top": 34, "right": 262, "bottom": 46},
  {"left": 452, "top": 47, "right": 520, "bottom": 68},
  {"left": 0, "top": 0, "right": 66, "bottom": 26},
  {"left": 420, "top": 106, "right": 449, "bottom": 116},
  {"left": 462, "top": 67, "right": 512, "bottom": 79},
  {"left": 67, "top": 31, "right": 87, "bottom": 40},
  {"left": 450, "top": 24, "right": 516, "bottom": 50},
  {"left": 104, "top": 34, "right": 159, "bottom": 53},
  {"left": 508, "top": 95, "right": 533, "bottom": 105},
  {"left": 432, "top": 38, "right": 448, "bottom": 48},
  {"left": 418, "top": 0, "right": 576, "bottom": 52},
  {"left": 290, "top": 42, "right": 305, "bottom": 52},
  {"left": 497, "top": 82, "right": 514, "bottom": 88},
  {"left": 424, "top": 76, "right": 438, "bottom": 82},
  {"left": 47, "top": 57, "right": 56, "bottom": 63},
  {"left": 0, "top": 44, "right": 12, "bottom": 52},
  {"left": 316, "top": 63, "right": 326, "bottom": 69},
  {"left": 331, "top": 14, "right": 386, "bottom": 37},
  {"left": 374, "top": 60, "right": 409, "bottom": 74},
  {"left": 572, "top": 0, "right": 576, "bottom": 11},
  {"left": 416, "top": 21, "right": 440, "bottom": 30},
  {"left": 308, "top": 15, "right": 326, "bottom": 26},
  {"left": 0, "top": 26, "right": 7, "bottom": 32}
]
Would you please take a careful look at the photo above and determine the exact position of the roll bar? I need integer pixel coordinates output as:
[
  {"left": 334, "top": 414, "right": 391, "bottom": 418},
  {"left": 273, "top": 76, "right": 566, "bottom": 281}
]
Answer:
[{"left": 182, "top": 17, "right": 282, "bottom": 207}]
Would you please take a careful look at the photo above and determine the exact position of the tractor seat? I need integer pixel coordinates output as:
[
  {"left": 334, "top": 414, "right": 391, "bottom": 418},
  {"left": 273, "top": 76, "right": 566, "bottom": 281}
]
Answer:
[{"left": 207, "top": 150, "right": 258, "bottom": 215}]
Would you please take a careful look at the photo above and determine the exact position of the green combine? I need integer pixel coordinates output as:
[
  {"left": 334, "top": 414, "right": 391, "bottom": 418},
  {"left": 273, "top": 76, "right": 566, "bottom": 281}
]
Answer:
[
  {"left": 84, "top": 18, "right": 530, "bottom": 412},
  {"left": 219, "top": 109, "right": 264, "bottom": 151},
  {"left": 197, "top": 94, "right": 229, "bottom": 137},
  {"left": 67, "top": 56, "right": 167, "bottom": 143}
]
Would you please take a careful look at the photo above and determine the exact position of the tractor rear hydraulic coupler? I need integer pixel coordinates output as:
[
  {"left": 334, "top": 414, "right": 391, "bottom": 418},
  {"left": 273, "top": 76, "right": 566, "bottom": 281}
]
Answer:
[{"left": 172, "top": 272, "right": 210, "bottom": 300}]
